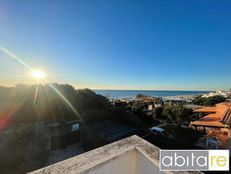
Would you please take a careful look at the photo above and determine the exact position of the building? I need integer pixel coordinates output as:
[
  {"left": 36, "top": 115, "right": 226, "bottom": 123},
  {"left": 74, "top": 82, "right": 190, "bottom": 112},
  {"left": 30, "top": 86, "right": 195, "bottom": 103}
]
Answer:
[
  {"left": 29, "top": 135, "right": 201, "bottom": 174},
  {"left": 202, "top": 90, "right": 228, "bottom": 98},
  {"left": 190, "top": 102, "right": 231, "bottom": 130},
  {"left": 190, "top": 102, "right": 231, "bottom": 150},
  {"left": 46, "top": 120, "right": 81, "bottom": 151}
]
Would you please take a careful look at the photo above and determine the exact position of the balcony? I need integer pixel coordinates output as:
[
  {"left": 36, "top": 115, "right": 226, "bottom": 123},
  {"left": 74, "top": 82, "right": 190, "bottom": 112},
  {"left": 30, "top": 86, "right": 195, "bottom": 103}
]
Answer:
[{"left": 29, "top": 135, "right": 201, "bottom": 174}]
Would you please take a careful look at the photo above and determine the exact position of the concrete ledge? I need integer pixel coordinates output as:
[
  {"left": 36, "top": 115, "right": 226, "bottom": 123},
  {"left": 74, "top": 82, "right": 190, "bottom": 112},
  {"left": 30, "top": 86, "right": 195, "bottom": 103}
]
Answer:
[{"left": 29, "top": 135, "right": 202, "bottom": 174}]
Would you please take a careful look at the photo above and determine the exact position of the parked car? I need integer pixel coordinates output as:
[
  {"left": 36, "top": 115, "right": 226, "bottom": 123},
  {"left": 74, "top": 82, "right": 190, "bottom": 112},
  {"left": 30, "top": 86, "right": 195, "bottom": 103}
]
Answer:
[{"left": 149, "top": 127, "right": 174, "bottom": 138}]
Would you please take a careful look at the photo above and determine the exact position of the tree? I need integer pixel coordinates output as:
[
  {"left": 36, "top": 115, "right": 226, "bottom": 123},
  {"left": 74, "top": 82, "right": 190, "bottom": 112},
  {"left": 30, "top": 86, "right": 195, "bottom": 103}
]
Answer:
[
  {"left": 154, "top": 107, "right": 163, "bottom": 118},
  {"left": 0, "top": 84, "right": 112, "bottom": 173},
  {"left": 193, "top": 95, "right": 226, "bottom": 106},
  {"left": 204, "top": 95, "right": 226, "bottom": 106},
  {"left": 0, "top": 123, "right": 48, "bottom": 174},
  {"left": 172, "top": 104, "right": 184, "bottom": 133},
  {"left": 136, "top": 94, "right": 146, "bottom": 98},
  {"left": 172, "top": 104, "right": 184, "bottom": 122},
  {"left": 162, "top": 105, "right": 174, "bottom": 120}
]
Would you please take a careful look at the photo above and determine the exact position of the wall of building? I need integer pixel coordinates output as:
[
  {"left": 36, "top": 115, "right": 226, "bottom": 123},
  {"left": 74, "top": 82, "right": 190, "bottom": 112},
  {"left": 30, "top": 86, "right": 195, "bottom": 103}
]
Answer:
[
  {"left": 85, "top": 150, "right": 136, "bottom": 174},
  {"left": 82, "top": 149, "right": 161, "bottom": 174},
  {"left": 136, "top": 151, "right": 163, "bottom": 174}
]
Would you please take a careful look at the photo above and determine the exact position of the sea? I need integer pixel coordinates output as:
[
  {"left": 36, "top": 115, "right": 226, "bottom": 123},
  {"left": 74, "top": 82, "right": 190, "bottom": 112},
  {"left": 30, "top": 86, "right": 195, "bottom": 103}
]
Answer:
[{"left": 94, "top": 90, "right": 211, "bottom": 99}]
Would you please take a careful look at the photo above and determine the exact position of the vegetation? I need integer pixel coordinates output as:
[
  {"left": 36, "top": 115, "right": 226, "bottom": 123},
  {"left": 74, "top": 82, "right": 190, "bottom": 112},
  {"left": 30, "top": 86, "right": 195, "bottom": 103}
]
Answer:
[
  {"left": 162, "top": 104, "right": 192, "bottom": 123},
  {"left": 0, "top": 85, "right": 214, "bottom": 173},
  {"left": 0, "top": 84, "right": 110, "bottom": 174},
  {"left": 154, "top": 106, "right": 163, "bottom": 118},
  {"left": 145, "top": 125, "right": 203, "bottom": 150},
  {"left": 192, "top": 95, "right": 226, "bottom": 106},
  {"left": 144, "top": 104, "right": 203, "bottom": 149},
  {"left": 161, "top": 124, "right": 204, "bottom": 143},
  {"left": 0, "top": 84, "right": 109, "bottom": 129},
  {"left": 0, "top": 123, "right": 48, "bottom": 174},
  {"left": 136, "top": 93, "right": 146, "bottom": 98}
]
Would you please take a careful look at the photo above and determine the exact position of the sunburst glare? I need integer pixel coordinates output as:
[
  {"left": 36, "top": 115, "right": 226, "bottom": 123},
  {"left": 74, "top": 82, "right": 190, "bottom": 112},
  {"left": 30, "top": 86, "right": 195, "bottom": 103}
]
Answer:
[
  {"left": 32, "top": 69, "right": 45, "bottom": 80},
  {"left": 0, "top": 46, "right": 80, "bottom": 118}
]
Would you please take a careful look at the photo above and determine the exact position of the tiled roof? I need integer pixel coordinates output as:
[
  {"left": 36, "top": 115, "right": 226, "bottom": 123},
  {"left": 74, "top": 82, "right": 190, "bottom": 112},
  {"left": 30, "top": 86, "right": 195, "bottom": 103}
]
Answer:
[
  {"left": 220, "top": 108, "right": 231, "bottom": 124},
  {"left": 193, "top": 107, "right": 218, "bottom": 113},
  {"left": 191, "top": 120, "right": 226, "bottom": 128},
  {"left": 191, "top": 102, "right": 231, "bottom": 127}
]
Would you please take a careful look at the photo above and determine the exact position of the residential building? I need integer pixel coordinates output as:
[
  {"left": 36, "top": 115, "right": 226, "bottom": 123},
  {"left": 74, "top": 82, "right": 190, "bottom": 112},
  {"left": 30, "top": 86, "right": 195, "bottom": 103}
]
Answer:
[{"left": 29, "top": 135, "right": 201, "bottom": 174}]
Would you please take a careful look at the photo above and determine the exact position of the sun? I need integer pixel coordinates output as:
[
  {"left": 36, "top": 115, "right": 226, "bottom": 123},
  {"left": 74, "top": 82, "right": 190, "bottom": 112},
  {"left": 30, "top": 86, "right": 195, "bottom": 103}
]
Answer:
[{"left": 32, "top": 69, "right": 45, "bottom": 79}]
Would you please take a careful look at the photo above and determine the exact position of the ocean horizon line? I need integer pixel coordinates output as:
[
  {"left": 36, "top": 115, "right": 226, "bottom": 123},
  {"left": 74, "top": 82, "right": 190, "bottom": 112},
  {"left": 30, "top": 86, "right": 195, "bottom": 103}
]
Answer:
[
  {"left": 94, "top": 89, "right": 212, "bottom": 98},
  {"left": 93, "top": 89, "right": 213, "bottom": 92}
]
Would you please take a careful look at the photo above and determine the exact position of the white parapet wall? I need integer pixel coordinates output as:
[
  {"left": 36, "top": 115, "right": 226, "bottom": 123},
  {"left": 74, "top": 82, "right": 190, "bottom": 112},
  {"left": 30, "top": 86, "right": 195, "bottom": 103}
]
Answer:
[{"left": 29, "top": 135, "right": 203, "bottom": 174}]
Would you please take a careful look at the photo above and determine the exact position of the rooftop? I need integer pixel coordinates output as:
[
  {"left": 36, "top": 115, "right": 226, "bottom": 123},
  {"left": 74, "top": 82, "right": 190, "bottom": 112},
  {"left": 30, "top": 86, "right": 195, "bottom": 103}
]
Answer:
[
  {"left": 191, "top": 102, "right": 231, "bottom": 128},
  {"left": 29, "top": 135, "right": 202, "bottom": 174},
  {"left": 193, "top": 107, "right": 218, "bottom": 113}
]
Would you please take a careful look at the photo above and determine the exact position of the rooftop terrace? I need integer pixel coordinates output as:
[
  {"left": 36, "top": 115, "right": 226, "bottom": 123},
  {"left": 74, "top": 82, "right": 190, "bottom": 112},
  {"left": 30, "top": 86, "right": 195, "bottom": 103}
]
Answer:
[{"left": 29, "top": 135, "right": 202, "bottom": 174}]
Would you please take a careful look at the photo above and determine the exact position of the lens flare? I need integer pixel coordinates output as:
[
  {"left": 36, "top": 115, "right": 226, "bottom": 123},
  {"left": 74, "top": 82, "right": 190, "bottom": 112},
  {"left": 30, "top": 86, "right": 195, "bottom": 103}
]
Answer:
[
  {"left": 0, "top": 46, "right": 33, "bottom": 70},
  {"left": 0, "top": 46, "right": 80, "bottom": 118},
  {"left": 32, "top": 69, "right": 45, "bottom": 79}
]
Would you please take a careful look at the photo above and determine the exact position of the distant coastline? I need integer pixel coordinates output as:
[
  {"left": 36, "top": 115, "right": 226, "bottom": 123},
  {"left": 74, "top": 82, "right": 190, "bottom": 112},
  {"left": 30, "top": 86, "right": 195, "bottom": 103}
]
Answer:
[{"left": 94, "top": 90, "right": 212, "bottom": 99}]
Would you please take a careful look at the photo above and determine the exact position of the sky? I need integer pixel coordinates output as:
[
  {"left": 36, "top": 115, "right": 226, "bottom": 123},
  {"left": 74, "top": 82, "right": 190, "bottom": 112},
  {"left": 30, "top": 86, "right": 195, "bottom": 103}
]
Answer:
[{"left": 0, "top": 0, "right": 231, "bottom": 90}]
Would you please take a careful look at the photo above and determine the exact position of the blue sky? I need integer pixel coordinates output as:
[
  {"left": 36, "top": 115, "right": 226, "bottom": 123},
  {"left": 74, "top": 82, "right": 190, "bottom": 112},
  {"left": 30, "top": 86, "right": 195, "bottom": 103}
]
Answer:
[{"left": 0, "top": 0, "right": 231, "bottom": 90}]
